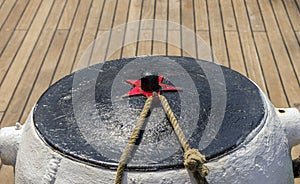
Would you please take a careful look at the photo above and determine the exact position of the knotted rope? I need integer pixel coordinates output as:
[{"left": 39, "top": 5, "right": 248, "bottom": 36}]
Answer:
[
  {"left": 158, "top": 94, "right": 209, "bottom": 184},
  {"left": 114, "top": 93, "right": 209, "bottom": 184}
]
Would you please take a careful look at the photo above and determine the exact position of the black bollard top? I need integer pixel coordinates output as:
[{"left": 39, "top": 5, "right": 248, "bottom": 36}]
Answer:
[{"left": 33, "top": 56, "right": 266, "bottom": 171}]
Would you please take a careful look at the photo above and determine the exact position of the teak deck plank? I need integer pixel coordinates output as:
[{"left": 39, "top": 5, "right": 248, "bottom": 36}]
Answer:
[
  {"left": 167, "top": 0, "right": 181, "bottom": 56},
  {"left": 140, "top": 0, "right": 155, "bottom": 30},
  {"left": 296, "top": 31, "right": 300, "bottom": 42},
  {"left": 95, "top": 0, "right": 118, "bottom": 61},
  {"left": 296, "top": 0, "right": 300, "bottom": 8},
  {"left": 245, "top": 0, "right": 265, "bottom": 32},
  {"left": 220, "top": 0, "right": 237, "bottom": 31},
  {"left": 225, "top": 31, "right": 247, "bottom": 76},
  {"left": 0, "top": 0, "right": 28, "bottom": 56},
  {"left": 52, "top": 0, "right": 92, "bottom": 83},
  {"left": 112, "top": 0, "right": 130, "bottom": 27},
  {"left": 72, "top": 0, "right": 105, "bottom": 72},
  {"left": 254, "top": 32, "right": 289, "bottom": 107},
  {"left": 98, "top": 0, "right": 117, "bottom": 31},
  {"left": 137, "top": 29, "right": 153, "bottom": 56},
  {"left": 20, "top": 30, "right": 69, "bottom": 123},
  {"left": 270, "top": 0, "right": 300, "bottom": 84},
  {"left": 0, "top": 30, "right": 26, "bottom": 84},
  {"left": 152, "top": 0, "right": 168, "bottom": 56},
  {"left": 122, "top": 0, "right": 143, "bottom": 58},
  {"left": 168, "top": 30, "right": 181, "bottom": 56},
  {"left": 106, "top": 0, "right": 130, "bottom": 60},
  {"left": 16, "top": 0, "right": 41, "bottom": 30},
  {"left": 1, "top": 0, "right": 66, "bottom": 128},
  {"left": 0, "top": 1, "right": 54, "bottom": 182},
  {"left": 0, "top": 0, "right": 53, "bottom": 112},
  {"left": 0, "top": 0, "right": 4, "bottom": 8},
  {"left": 0, "top": 0, "right": 16, "bottom": 29},
  {"left": 240, "top": 32, "right": 267, "bottom": 94},
  {"left": 232, "top": 0, "right": 267, "bottom": 93},
  {"left": 282, "top": 0, "right": 300, "bottom": 31},
  {"left": 196, "top": 30, "right": 212, "bottom": 61},
  {"left": 57, "top": 0, "right": 79, "bottom": 30},
  {"left": 168, "top": 0, "right": 180, "bottom": 29},
  {"left": 194, "top": 0, "right": 209, "bottom": 31},
  {"left": 89, "top": 31, "right": 109, "bottom": 65},
  {"left": 0, "top": 165, "right": 14, "bottom": 184},
  {"left": 258, "top": 0, "right": 300, "bottom": 108},
  {"left": 137, "top": 0, "right": 155, "bottom": 56},
  {"left": 207, "top": 0, "right": 229, "bottom": 67},
  {"left": 181, "top": 0, "right": 196, "bottom": 57}
]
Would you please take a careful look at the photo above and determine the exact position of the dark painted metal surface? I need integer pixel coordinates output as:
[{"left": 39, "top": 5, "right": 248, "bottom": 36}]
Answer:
[{"left": 33, "top": 56, "right": 265, "bottom": 170}]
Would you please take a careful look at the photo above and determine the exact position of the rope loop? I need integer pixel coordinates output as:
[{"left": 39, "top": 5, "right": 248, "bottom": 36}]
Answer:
[{"left": 184, "top": 148, "right": 209, "bottom": 177}]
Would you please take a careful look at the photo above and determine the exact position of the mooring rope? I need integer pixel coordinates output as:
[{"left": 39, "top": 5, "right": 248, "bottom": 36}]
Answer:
[
  {"left": 158, "top": 94, "right": 209, "bottom": 184},
  {"left": 114, "top": 96, "right": 153, "bottom": 184},
  {"left": 114, "top": 93, "right": 209, "bottom": 184}
]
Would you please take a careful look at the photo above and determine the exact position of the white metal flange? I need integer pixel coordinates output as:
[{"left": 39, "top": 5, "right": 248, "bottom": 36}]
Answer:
[
  {"left": 0, "top": 122, "right": 23, "bottom": 166},
  {"left": 277, "top": 108, "right": 300, "bottom": 148}
]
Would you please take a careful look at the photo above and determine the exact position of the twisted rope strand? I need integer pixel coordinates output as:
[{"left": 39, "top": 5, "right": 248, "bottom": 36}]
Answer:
[
  {"left": 114, "top": 94, "right": 209, "bottom": 184},
  {"left": 158, "top": 94, "right": 209, "bottom": 184},
  {"left": 114, "top": 96, "right": 153, "bottom": 184},
  {"left": 158, "top": 95, "right": 190, "bottom": 152}
]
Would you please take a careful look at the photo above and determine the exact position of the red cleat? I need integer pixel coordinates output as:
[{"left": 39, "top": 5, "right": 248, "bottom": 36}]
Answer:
[{"left": 124, "top": 75, "right": 181, "bottom": 98}]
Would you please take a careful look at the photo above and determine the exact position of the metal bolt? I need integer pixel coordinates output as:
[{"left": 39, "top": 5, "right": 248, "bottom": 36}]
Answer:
[{"left": 15, "top": 122, "right": 22, "bottom": 130}]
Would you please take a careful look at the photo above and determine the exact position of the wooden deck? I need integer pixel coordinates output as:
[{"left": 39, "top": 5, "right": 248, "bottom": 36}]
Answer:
[{"left": 0, "top": 0, "right": 299, "bottom": 183}]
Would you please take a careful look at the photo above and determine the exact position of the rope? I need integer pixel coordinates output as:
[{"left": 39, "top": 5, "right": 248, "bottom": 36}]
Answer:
[
  {"left": 114, "top": 96, "right": 153, "bottom": 184},
  {"left": 158, "top": 94, "right": 209, "bottom": 184},
  {"left": 114, "top": 93, "right": 209, "bottom": 184}
]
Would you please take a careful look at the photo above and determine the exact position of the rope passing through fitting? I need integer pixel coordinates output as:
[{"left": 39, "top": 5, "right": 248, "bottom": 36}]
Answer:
[{"left": 114, "top": 93, "right": 209, "bottom": 184}]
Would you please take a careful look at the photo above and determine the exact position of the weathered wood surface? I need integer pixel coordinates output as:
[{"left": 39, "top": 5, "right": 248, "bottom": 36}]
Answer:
[{"left": 0, "top": 0, "right": 299, "bottom": 183}]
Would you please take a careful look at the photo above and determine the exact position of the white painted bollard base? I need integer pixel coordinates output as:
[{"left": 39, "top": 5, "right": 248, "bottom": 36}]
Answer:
[{"left": 14, "top": 94, "right": 294, "bottom": 184}]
